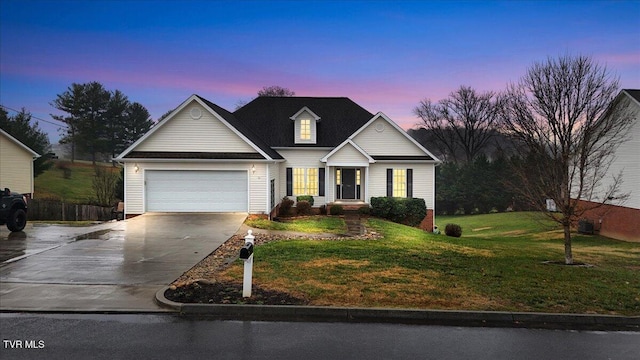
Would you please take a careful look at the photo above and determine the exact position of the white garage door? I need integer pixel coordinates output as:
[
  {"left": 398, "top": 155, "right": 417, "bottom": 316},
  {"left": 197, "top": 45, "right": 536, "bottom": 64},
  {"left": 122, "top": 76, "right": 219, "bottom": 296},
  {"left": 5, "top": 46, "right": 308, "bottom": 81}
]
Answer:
[{"left": 145, "top": 170, "right": 248, "bottom": 212}]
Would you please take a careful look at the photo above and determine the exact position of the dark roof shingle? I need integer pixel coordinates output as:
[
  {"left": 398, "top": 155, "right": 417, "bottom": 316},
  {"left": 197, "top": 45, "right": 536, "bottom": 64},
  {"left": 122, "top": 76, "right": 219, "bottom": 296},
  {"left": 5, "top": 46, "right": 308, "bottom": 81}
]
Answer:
[
  {"left": 233, "top": 97, "right": 374, "bottom": 147},
  {"left": 624, "top": 89, "right": 640, "bottom": 103}
]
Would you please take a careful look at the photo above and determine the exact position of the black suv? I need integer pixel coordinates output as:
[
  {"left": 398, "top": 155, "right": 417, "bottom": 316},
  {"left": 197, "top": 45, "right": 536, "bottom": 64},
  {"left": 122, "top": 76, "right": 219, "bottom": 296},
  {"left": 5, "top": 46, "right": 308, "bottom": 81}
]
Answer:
[{"left": 0, "top": 188, "right": 28, "bottom": 232}]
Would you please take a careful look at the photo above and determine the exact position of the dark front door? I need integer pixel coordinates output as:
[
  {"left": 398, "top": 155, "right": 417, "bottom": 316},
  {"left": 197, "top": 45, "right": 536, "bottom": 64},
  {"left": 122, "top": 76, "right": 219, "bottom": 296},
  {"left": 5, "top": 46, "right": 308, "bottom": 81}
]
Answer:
[{"left": 341, "top": 169, "right": 356, "bottom": 199}]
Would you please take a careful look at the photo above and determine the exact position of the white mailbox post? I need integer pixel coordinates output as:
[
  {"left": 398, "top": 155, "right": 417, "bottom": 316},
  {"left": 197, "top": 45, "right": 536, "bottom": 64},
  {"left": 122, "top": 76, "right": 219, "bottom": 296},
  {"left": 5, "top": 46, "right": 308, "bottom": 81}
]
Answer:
[{"left": 241, "top": 230, "right": 255, "bottom": 298}]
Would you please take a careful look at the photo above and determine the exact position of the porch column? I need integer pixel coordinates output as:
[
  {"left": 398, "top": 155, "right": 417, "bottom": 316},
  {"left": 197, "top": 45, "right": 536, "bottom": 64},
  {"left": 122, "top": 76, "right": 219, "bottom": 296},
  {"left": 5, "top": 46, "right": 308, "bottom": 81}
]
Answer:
[
  {"left": 325, "top": 166, "right": 332, "bottom": 203},
  {"left": 364, "top": 166, "right": 369, "bottom": 203}
]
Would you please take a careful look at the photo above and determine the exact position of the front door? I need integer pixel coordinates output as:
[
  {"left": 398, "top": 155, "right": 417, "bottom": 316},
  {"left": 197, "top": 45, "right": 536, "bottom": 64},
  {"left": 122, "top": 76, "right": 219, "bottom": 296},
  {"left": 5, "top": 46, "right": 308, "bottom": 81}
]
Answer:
[{"left": 341, "top": 169, "right": 356, "bottom": 199}]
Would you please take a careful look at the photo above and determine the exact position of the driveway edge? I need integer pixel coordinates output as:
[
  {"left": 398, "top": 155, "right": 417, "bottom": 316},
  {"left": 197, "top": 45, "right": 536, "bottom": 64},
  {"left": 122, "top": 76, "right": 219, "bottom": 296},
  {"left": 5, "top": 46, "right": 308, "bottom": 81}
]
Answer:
[{"left": 155, "top": 287, "right": 640, "bottom": 330}]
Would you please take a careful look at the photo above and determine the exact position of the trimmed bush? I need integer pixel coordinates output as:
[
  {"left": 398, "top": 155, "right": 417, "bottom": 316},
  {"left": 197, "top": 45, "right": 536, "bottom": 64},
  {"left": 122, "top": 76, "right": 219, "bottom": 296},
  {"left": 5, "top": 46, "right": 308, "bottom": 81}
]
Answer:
[
  {"left": 370, "top": 197, "right": 392, "bottom": 218},
  {"left": 370, "top": 197, "right": 427, "bottom": 227},
  {"left": 445, "top": 223, "right": 462, "bottom": 237},
  {"left": 278, "top": 197, "right": 294, "bottom": 217},
  {"left": 296, "top": 200, "right": 312, "bottom": 216},
  {"left": 358, "top": 206, "right": 371, "bottom": 215},
  {"left": 296, "top": 195, "right": 314, "bottom": 206},
  {"left": 329, "top": 204, "right": 344, "bottom": 215}
]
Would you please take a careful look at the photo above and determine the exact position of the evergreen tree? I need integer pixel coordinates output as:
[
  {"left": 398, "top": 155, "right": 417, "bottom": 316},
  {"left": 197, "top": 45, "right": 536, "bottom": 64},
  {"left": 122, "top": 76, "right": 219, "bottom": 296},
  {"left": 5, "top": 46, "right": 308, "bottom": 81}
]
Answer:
[{"left": 0, "top": 107, "right": 53, "bottom": 177}]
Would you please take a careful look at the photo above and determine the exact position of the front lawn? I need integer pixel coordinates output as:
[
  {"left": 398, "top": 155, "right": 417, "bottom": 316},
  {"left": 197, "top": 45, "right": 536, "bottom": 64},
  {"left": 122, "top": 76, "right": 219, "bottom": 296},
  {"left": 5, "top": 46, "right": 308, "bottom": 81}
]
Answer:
[
  {"left": 245, "top": 216, "right": 347, "bottom": 234},
  {"left": 219, "top": 212, "right": 640, "bottom": 315}
]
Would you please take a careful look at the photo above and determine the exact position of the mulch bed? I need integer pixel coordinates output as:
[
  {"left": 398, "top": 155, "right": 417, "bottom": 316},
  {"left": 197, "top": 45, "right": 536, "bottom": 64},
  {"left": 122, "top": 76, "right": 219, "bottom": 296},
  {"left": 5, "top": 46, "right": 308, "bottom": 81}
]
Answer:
[{"left": 164, "top": 280, "right": 309, "bottom": 305}]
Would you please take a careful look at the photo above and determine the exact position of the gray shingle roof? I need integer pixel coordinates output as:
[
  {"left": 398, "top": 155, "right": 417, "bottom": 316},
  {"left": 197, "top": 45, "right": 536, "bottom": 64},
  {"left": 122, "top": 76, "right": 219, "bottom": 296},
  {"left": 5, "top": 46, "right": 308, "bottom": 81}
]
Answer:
[{"left": 232, "top": 97, "right": 374, "bottom": 147}]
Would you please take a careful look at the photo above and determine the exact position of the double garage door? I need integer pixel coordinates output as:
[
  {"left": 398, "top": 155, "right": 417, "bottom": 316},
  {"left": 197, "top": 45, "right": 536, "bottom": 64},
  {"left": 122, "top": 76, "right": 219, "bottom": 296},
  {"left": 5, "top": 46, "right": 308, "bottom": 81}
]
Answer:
[{"left": 145, "top": 170, "right": 248, "bottom": 212}]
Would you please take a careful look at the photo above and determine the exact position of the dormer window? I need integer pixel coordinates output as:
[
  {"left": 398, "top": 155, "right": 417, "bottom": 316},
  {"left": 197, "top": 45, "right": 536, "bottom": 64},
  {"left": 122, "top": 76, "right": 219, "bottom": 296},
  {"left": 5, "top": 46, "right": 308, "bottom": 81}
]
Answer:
[
  {"left": 290, "top": 106, "right": 321, "bottom": 144},
  {"left": 300, "top": 119, "right": 311, "bottom": 140}
]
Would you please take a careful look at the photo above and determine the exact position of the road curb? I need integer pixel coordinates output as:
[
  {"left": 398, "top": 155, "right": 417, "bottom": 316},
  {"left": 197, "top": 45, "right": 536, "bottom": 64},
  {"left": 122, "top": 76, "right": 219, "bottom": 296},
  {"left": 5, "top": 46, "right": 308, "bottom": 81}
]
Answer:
[{"left": 155, "top": 286, "right": 640, "bottom": 330}]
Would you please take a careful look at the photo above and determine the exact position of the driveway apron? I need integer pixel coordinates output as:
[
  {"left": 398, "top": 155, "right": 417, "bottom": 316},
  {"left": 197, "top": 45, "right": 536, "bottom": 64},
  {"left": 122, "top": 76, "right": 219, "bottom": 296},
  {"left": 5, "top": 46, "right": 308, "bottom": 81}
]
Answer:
[{"left": 0, "top": 213, "right": 246, "bottom": 312}]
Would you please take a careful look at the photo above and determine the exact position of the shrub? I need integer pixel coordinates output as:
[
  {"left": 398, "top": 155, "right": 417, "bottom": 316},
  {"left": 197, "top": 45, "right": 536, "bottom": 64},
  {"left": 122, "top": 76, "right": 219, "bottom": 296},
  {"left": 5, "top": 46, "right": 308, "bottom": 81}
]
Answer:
[
  {"left": 319, "top": 205, "right": 327, "bottom": 215},
  {"left": 358, "top": 206, "right": 371, "bottom": 215},
  {"left": 445, "top": 223, "right": 462, "bottom": 238},
  {"left": 370, "top": 197, "right": 426, "bottom": 227},
  {"left": 296, "top": 195, "right": 314, "bottom": 206},
  {"left": 405, "top": 198, "right": 427, "bottom": 226},
  {"left": 92, "top": 166, "right": 119, "bottom": 206},
  {"left": 329, "top": 204, "right": 344, "bottom": 215},
  {"left": 370, "top": 197, "right": 392, "bottom": 218},
  {"left": 296, "top": 200, "right": 312, "bottom": 216},
  {"left": 56, "top": 161, "right": 72, "bottom": 179},
  {"left": 278, "top": 197, "right": 294, "bottom": 217}
]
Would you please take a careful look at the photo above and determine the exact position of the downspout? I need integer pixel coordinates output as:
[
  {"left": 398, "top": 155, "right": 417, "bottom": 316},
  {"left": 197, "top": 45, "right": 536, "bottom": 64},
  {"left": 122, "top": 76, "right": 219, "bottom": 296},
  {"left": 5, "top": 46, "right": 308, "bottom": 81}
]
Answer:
[{"left": 433, "top": 161, "right": 442, "bottom": 230}]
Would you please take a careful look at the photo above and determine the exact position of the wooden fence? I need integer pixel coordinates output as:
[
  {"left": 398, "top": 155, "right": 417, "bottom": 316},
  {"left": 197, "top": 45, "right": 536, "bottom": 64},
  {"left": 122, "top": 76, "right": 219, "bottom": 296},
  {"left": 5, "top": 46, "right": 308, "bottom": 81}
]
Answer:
[{"left": 28, "top": 199, "right": 113, "bottom": 221}]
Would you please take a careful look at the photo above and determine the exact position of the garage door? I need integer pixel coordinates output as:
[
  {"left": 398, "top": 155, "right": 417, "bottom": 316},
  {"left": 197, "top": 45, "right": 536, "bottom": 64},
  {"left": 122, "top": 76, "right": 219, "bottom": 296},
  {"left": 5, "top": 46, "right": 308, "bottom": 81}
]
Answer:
[{"left": 145, "top": 170, "right": 248, "bottom": 212}]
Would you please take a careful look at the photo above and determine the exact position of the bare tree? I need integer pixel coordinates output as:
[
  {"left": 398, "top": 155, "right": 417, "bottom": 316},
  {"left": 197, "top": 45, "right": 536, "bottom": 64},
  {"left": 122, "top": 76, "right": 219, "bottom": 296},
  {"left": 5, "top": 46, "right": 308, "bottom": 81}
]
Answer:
[
  {"left": 414, "top": 86, "right": 503, "bottom": 163},
  {"left": 502, "top": 55, "right": 633, "bottom": 264},
  {"left": 257, "top": 85, "right": 295, "bottom": 97}
]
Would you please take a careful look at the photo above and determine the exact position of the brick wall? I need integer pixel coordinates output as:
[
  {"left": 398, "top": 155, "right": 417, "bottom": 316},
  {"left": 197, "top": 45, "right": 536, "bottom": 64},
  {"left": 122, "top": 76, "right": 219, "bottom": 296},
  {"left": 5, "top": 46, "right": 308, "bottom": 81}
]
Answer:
[
  {"left": 419, "top": 209, "right": 434, "bottom": 232},
  {"left": 577, "top": 200, "right": 640, "bottom": 242}
]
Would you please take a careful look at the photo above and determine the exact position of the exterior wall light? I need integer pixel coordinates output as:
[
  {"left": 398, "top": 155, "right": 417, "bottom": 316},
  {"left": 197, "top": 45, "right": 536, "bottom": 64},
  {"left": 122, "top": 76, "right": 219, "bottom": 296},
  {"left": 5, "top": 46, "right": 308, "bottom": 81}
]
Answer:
[
  {"left": 134, "top": 164, "right": 139, "bottom": 173},
  {"left": 251, "top": 164, "right": 256, "bottom": 174}
]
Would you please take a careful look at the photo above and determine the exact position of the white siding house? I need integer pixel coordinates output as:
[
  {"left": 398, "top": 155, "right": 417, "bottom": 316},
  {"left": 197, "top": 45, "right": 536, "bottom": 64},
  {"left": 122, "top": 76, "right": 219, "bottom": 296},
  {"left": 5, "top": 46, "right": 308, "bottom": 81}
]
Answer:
[
  {"left": 0, "top": 128, "right": 39, "bottom": 198},
  {"left": 116, "top": 95, "right": 440, "bottom": 230}
]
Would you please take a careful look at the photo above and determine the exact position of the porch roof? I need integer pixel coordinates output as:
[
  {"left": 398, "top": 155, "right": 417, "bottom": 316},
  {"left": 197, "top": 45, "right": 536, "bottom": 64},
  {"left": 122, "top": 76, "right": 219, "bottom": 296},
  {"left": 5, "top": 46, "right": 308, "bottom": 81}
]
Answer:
[{"left": 320, "top": 139, "right": 374, "bottom": 166}]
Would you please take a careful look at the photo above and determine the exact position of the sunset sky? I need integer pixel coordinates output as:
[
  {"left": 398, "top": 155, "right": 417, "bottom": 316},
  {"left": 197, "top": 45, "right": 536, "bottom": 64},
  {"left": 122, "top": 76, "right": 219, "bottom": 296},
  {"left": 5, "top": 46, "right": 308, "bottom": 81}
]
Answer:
[{"left": 1, "top": 0, "right": 639, "bottom": 143}]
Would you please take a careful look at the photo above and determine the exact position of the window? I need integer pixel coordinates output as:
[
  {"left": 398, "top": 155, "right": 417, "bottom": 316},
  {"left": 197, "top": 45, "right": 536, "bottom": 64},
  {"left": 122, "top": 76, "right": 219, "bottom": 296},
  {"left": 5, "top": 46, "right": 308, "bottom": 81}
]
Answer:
[
  {"left": 336, "top": 169, "right": 341, "bottom": 185},
  {"left": 292, "top": 168, "right": 318, "bottom": 196},
  {"left": 387, "top": 168, "right": 412, "bottom": 198},
  {"left": 300, "top": 119, "right": 311, "bottom": 140},
  {"left": 307, "top": 168, "right": 318, "bottom": 195},
  {"left": 356, "top": 169, "right": 361, "bottom": 185},
  {"left": 270, "top": 179, "right": 275, "bottom": 209},
  {"left": 293, "top": 168, "right": 306, "bottom": 195},
  {"left": 393, "top": 169, "right": 406, "bottom": 197}
]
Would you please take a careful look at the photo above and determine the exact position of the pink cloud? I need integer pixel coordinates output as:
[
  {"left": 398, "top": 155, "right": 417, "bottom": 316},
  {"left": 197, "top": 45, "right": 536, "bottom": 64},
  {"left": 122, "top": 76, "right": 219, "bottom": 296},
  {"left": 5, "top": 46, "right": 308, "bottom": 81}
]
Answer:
[{"left": 598, "top": 52, "right": 640, "bottom": 65}]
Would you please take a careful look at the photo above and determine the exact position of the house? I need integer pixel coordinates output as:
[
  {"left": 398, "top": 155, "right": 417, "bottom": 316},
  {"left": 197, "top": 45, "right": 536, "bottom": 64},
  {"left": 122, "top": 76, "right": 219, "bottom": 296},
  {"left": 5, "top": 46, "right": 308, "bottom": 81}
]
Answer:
[
  {"left": 578, "top": 89, "right": 640, "bottom": 242},
  {"left": 115, "top": 95, "right": 440, "bottom": 230},
  {"left": 0, "top": 128, "right": 40, "bottom": 198}
]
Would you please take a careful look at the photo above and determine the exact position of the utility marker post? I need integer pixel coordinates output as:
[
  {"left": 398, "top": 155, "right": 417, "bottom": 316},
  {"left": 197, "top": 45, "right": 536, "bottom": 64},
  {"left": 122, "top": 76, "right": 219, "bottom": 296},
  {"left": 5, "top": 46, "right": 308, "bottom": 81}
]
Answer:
[{"left": 241, "top": 230, "right": 255, "bottom": 298}]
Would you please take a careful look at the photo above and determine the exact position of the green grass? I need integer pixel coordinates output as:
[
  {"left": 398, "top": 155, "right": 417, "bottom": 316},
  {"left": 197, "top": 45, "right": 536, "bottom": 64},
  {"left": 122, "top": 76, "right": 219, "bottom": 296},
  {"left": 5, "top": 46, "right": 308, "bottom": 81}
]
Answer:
[
  {"left": 34, "top": 160, "right": 119, "bottom": 203},
  {"left": 245, "top": 216, "right": 347, "bottom": 234},
  {"left": 221, "top": 212, "right": 640, "bottom": 315}
]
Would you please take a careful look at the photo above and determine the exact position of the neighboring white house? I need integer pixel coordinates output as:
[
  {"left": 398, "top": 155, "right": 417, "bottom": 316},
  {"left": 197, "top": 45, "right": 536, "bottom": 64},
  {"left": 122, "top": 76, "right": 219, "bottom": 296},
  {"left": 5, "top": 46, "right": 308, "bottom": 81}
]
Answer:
[
  {"left": 0, "top": 128, "right": 40, "bottom": 198},
  {"left": 115, "top": 95, "right": 441, "bottom": 229},
  {"left": 579, "top": 89, "right": 640, "bottom": 241}
]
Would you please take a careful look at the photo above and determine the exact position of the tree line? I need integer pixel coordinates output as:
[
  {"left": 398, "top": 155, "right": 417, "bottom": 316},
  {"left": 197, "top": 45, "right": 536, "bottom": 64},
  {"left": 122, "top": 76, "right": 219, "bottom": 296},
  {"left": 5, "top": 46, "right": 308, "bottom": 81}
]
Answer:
[
  {"left": 411, "top": 54, "right": 634, "bottom": 264},
  {"left": 51, "top": 82, "right": 154, "bottom": 164}
]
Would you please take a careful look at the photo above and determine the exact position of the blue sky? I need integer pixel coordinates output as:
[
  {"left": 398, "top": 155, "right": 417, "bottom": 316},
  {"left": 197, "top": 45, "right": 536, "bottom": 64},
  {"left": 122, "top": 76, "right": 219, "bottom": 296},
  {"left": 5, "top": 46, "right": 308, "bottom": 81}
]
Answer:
[{"left": 1, "top": 0, "right": 639, "bottom": 143}]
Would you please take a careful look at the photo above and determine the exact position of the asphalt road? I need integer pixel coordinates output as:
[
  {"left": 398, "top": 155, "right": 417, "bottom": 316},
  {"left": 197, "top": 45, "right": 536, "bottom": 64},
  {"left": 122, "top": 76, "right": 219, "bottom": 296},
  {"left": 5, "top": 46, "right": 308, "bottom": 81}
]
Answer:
[{"left": 1, "top": 313, "right": 639, "bottom": 360}]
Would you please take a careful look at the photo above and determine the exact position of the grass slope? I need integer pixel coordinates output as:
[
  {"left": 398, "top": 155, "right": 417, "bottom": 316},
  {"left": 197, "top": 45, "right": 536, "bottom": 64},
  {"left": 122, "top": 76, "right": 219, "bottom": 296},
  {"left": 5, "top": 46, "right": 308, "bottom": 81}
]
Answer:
[
  {"left": 220, "top": 212, "right": 640, "bottom": 315},
  {"left": 34, "top": 160, "right": 119, "bottom": 203}
]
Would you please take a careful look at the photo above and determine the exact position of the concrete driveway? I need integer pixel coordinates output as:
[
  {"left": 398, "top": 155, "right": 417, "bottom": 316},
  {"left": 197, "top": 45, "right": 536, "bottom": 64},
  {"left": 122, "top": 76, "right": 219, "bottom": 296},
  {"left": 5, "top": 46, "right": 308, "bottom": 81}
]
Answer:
[{"left": 0, "top": 213, "right": 246, "bottom": 312}]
